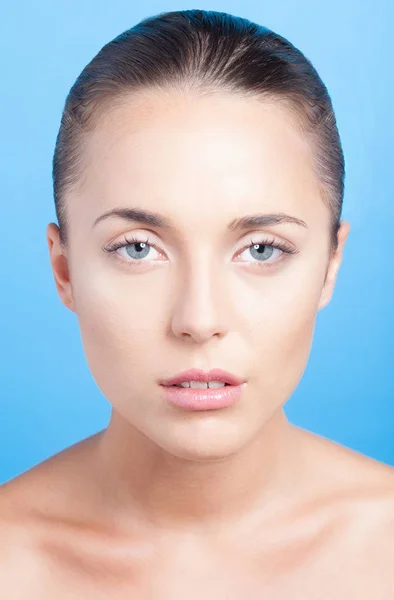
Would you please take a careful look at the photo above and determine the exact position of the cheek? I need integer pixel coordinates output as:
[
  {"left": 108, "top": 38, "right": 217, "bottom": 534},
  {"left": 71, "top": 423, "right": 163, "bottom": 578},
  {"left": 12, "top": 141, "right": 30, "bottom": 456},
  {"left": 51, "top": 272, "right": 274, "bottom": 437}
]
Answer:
[
  {"left": 246, "top": 272, "right": 322, "bottom": 406},
  {"left": 72, "top": 268, "right": 162, "bottom": 398},
  {"left": 251, "top": 293, "right": 316, "bottom": 362}
]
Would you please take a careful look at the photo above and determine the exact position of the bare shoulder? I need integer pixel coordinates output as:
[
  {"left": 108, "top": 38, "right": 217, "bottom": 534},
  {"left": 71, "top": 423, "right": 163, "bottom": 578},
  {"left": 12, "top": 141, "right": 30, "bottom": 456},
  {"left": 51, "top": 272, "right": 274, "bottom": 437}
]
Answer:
[
  {"left": 0, "top": 434, "right": 101, "bottom": 558},
  {"left": 296, "top": 425, "right": 394, "bottom": 545},
  {"left": 0, "top": 425, "right": 393, "bottom": 596},
  {"left": 0, "top": 434, "right": 104, "bottom": 595}
]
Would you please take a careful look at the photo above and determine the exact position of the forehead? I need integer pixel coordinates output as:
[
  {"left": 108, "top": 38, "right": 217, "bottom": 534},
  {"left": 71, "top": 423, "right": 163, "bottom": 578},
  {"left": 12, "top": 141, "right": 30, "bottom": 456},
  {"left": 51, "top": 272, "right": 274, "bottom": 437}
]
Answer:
[{"left": 75, "top": 89, "right": 326, "bottom": 232}]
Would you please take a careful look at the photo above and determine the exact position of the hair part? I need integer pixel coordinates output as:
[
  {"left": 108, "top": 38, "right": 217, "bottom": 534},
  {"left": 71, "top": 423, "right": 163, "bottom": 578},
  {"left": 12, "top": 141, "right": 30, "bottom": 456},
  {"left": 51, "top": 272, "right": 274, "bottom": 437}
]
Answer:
[{"left": 53, "top": 9, "right": 345, "bottom": 255}]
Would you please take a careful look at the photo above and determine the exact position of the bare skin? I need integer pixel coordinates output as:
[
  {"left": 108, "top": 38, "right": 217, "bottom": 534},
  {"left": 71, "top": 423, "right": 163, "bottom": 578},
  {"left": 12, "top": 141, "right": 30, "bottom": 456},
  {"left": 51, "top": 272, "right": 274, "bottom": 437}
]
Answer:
[
  {"left": 2, "top": 89, "right": 393, "bottom": 597},
  {"left": 1, "top": 425, "right": 394, "bottom": 598}
]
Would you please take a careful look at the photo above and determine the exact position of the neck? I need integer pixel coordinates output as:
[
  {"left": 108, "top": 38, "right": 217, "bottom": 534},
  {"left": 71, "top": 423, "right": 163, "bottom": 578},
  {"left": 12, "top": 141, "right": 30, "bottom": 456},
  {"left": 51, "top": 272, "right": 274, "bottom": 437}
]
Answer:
[{"left": 91, "top": 408, "right": 307, "bottom": 537}]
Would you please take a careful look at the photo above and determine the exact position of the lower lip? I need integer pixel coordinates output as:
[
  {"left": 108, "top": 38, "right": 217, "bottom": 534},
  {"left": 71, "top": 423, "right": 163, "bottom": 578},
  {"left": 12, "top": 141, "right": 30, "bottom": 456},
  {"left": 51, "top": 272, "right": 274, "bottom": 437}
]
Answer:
[{"left": 160, "top": 383, "right": 246, "bottom": 411}]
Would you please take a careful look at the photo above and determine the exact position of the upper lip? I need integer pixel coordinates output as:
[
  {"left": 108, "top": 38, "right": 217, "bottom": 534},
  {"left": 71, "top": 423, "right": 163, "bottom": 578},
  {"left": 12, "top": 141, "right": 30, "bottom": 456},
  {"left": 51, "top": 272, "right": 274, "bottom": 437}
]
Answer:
[{"left": 160, "top": 368, "right": 245, "bottom": 387}]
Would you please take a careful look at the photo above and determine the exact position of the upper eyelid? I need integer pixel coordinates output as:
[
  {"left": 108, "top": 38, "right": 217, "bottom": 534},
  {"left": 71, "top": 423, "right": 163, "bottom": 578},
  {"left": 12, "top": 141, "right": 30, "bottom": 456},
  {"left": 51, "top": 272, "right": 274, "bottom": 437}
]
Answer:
[
  {"left": 111, "top": 239, "right": 281, "bottom": 257},
  {"left": 109, "top": 230, "right": 290, "bottom": 249}
]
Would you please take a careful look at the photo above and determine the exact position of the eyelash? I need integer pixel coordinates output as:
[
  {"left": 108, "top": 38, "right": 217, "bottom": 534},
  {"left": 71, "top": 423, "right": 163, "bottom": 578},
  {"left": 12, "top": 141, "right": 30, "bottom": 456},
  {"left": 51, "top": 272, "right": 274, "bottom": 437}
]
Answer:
[{"left": 102, "top": 234, "right": 299, "bottom": 269}]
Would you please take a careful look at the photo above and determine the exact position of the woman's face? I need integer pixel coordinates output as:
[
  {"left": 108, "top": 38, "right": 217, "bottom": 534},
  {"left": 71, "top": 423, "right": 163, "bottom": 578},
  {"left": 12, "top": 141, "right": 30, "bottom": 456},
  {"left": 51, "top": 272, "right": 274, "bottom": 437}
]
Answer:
[{"left": 47, "top": 89, "right": 349, "bottom": 459}]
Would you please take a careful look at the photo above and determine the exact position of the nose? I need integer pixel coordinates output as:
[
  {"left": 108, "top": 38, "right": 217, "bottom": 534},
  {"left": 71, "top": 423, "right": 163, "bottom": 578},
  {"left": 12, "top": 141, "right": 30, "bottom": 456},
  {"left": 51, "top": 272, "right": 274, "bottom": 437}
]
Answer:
[{"left": 170, "top": 262, "right": 229, "bottom": 344}]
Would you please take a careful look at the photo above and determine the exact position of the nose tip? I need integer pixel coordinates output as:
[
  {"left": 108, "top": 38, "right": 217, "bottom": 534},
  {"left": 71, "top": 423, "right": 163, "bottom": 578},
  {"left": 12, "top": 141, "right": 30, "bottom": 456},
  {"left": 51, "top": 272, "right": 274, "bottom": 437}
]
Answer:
[
  {"left": 170, "top": 265, "right": 229, "bottom": 343},
  {"left": 176, "top": 326, "right": 225, "bottom": 344}
]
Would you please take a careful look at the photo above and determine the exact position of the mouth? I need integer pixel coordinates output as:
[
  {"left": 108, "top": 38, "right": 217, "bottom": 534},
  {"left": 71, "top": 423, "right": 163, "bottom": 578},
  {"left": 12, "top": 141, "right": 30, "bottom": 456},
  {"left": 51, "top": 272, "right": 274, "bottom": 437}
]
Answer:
[
  {"left": 170, "top": 382, "right": 231, "bottom": 388},
  {"left": 160, "top": 368, "right": 245, "bottom": 388}
]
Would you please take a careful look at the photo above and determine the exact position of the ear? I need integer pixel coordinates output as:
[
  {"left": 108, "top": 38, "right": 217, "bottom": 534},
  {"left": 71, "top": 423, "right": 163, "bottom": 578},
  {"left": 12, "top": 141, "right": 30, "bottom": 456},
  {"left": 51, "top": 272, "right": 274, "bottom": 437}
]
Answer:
[
  {"left": 46, "top": 223, "right": 76, "bottom": 313},
  {"left": 318, "top": 220, "right": 351, "bottom": 311}
]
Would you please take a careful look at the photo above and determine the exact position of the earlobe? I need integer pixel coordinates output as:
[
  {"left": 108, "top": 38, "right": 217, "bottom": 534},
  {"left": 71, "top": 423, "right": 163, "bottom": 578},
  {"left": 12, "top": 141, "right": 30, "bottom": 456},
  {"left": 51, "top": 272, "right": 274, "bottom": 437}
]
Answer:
[
  {"left": 318, "top": 257, "right": 337, "bottom": 311},
  {"left": 318, "top": 220, "right": 351, "bottom": 311},
  {"left": 46, "top": 223, "right": 75, "bottom": 313},
  {"left": 317, "top": 258, "right": 334, "bottom": 311}
]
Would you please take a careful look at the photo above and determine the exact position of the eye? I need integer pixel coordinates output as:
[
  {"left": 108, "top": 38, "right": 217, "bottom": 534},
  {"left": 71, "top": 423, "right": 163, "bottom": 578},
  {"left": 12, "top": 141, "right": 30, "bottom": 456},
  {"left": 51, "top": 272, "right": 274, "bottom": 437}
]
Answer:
[
  {"left": 236, "top": 236, "right": 298, "bottom": 268},
  {"left": 102, "top": 233, "right": 299, "bottom": 269},
  {"left": 102, "top": 234, "right": 163, "bottom": 264}
]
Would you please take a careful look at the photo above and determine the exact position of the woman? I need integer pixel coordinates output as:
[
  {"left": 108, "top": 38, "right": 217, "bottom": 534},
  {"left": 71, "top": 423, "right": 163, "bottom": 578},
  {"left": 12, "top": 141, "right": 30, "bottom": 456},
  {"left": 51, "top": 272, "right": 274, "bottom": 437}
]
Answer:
[{"left": 1, "top": 9, "right": 393, "bottom": 597}]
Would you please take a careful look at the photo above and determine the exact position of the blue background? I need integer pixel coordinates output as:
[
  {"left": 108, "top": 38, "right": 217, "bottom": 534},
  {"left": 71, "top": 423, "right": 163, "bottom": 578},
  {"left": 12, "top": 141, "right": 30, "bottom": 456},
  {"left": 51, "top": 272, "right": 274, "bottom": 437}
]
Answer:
[{"left": 1, "top": 1, "right": 392, "bottom": 484}]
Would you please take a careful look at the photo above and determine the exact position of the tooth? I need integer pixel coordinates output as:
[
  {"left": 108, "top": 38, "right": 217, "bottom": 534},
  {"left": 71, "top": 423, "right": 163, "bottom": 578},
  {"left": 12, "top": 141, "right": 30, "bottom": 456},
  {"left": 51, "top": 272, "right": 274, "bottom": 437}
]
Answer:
[
  {"left": 190, "top": 381, "right": 209, "bottom": 389},
  {"left": 176, "top": 381, "right": 227, "bottom": 389},
  {"left": 208, "top": 381, "right": 226, "bottom": 389}
]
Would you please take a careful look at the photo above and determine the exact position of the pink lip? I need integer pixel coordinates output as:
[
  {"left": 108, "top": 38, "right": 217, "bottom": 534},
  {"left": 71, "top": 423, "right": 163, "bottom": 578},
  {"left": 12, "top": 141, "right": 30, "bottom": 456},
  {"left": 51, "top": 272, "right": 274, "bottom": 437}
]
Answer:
[
  {"left": 160, "top": 368, "right": 245, "bottom": 387},
  {"left": 160, "top": 381, "right": 246, "bottom": 411}
]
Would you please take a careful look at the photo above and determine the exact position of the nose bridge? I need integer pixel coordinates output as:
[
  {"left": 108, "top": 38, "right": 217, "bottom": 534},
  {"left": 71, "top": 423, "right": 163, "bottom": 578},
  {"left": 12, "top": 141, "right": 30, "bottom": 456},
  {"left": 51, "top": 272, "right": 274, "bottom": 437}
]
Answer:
[{"left": 170, "top": 249, "right": 229, "bottom": 341}]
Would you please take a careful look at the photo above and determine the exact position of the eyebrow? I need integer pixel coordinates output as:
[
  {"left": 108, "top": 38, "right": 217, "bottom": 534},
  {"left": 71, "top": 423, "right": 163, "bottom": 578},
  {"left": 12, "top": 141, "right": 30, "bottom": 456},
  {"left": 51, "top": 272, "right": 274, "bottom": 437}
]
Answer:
[{"left": 92, "top": 207, "right": 308, "bottom": 232}]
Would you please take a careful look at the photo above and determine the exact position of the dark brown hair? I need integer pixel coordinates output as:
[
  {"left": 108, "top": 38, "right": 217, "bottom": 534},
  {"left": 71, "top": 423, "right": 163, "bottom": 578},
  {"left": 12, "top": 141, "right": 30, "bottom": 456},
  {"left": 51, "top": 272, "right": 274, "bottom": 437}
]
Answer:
[{"left": 53, "top": 9, "right": 345, "bottom": 254}]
